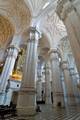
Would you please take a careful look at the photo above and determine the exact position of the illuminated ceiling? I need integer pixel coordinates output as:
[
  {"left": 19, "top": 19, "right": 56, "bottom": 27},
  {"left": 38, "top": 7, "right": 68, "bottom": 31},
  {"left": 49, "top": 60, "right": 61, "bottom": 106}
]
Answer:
[
  {"left": 0, "top": 0, "right": 67, "bottom": 52},
  {"left": 24, "top": 0, "right": 67, "bottom": 48},
  {"left": 24, "top": 0, "right": 57, "bottom": 17},
  {"left": 0, "top": 15, "right": 14, "bottom": 48},
  {"left": 0, "top": 0, "right": 31, "bottom": 51},
  {"left": 0, "top": 0, "right": 31, "bottom": 34}
]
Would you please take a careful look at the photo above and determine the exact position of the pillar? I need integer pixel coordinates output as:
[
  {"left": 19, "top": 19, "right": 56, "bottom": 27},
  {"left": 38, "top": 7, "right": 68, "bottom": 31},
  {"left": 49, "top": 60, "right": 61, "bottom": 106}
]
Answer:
[
  {"left": 49, "top": 49, "right": 64, "bottom": 107},
  {"left": 17, "top": 27, "right": 40, "bottom": 116},
  {"left": 61, "top": 61, "right": 76, "bottom": 106},
  {"left": 0, "top": 35, "right": 21, "bottom": 105},
  {"left": 44, "top": 61, "right": 52, "bottom": 104},
  {"left": 0, "top": 49, "right": 5, "bottom": 62},
  {"left": 67, "top": 55, "right": 80, "bottom": 104},
  {"left": 36, "top": 80, "right": 42, "bottom": 102},
  {"left": 3, "top": 88, "right": 13, "bottom": 106},
  {"left": 36, "top": 60, "right": 43, "bottom": 102},
  {"left": 57, "top": 0, "right": 80, "bottom": 73}
]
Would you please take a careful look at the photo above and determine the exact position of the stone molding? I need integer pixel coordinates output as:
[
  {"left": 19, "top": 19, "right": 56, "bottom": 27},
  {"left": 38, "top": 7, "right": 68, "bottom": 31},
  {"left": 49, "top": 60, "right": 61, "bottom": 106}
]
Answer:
[
  {"left": 20, "top": 86, "right": 36, "bottom": 94},
  {"left": 7, "top": 45, "right": 19, "bottom": 59},
  {"left": 49, "top": 49, "right": 60, "bottom": 56},
  {"left": 8, "top": 44, "right": 20, "bottom": 52},
  {"left": 60, "top": 61, "right": 68, "bottom": 70},
  {"left": 48, "top": 48, "right": 61, "bottom": 61},
  {"left": 27, "top": 26, "right": 41, "bottom": 42}
]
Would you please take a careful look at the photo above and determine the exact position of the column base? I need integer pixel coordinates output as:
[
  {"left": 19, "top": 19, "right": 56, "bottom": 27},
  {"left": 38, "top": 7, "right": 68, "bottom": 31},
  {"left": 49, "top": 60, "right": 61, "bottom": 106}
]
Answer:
[
  {"left": 45, "top": 97, "right": 52, "bottom": 105},
  {"left": 17, "top": 89, "right": 36, "bottom": 116},
  {"left": 17, "top": 106, "right": 36, "bottom": 116},
  {"left": 0, "top": 91, "right": 12, "bottom": 106},
  {"left": 53, "top": 103, "right": 65, "bottom": 108},
  {"left": 53, "top": 95, "right": 65, "bottom": 108},
  {"left": 67, "top": 96, "right": 77, "bottom": 106}
]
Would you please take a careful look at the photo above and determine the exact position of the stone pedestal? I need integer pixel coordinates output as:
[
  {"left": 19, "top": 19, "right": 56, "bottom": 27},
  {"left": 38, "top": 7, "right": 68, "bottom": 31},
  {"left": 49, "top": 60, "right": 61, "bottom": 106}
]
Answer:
[
  {"left": 17, "top": 27, "right": 40, "bottom": 116},
  {"left": 17, "top": 89, "right": 36, "bottom": 116}
]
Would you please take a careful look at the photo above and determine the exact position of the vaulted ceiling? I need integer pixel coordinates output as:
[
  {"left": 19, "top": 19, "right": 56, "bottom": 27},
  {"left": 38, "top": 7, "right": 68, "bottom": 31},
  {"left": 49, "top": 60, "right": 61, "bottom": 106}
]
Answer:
[
  {"left": 24, "top": 0, "right": 67, "bottom": 48},
  {"left": 0, "top": 0, "right": 67, "bottom": 53},
  {"left": 24, "top": 0, "right": 57, "bottom": 17},
  {"left": 0, "top": 0, "right": 31, "bottom": 51}
]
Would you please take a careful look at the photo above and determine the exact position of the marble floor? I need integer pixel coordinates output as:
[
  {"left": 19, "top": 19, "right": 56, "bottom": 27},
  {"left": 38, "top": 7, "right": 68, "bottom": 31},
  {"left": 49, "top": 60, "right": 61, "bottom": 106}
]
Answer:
[{"left": 2, "top": 105, "right": 80, "bottom": 120}]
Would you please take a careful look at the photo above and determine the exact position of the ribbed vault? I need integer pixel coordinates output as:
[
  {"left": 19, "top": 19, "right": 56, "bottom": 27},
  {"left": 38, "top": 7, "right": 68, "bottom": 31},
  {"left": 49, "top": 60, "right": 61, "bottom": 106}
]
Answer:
[
  {"left": 0, "top": 0, "right": 31, "bottom": 34},
  {"left": 0, "top": 0, "right": 68, "bottom": 53},
  {"left": 24, "top": 0, "right": 67, "bottom": 49},
  {"left": 0, "top": 15, "right": 14, "bottom": 49},
  {"left": 24, "top": 0, "right": 50, "bottom": 17}
]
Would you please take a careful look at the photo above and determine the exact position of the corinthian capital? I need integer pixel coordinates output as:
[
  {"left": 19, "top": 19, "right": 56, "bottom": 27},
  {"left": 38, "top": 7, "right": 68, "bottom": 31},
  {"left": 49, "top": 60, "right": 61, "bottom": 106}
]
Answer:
[
  {"left": 48, "top": 48, "right": 61, "bottom": 62},
  {"left": 28, "top": 26, "right": 41, "bottom": 42},
  {"left": 48, "top": 48, "right": 61, "bottom": 57}
]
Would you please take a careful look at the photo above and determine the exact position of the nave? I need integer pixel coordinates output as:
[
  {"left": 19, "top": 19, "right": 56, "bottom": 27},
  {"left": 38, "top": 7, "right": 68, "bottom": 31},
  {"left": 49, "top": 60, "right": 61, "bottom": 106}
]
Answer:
[
  {"left": 3, "top": 105, "right": 80, "bottom": 120},
  {"left": 0, "top": 0, "right": 80, "bottom": 119}
]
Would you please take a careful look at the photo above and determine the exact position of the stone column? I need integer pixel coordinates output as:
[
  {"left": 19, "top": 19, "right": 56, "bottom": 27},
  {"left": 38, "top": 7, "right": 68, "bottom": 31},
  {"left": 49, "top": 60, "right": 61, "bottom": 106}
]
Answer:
[
  {"left": 3, "top": 88, "right": 13, "bottom": 106},
  {"left": 0, "top": 49, "right": 5, "bottom": 62},
  {"left": 36, "top": 80, "right": 42, "bottom": 102},
  {"left": 67, "top": 55, "right": 80, "bottom": 104},
  {"left": 36, "top": 60, "right": 43, "bottom": 102},
  {"left": 49, "top": 49, "right": 64, "bottom": 107},
  {"left": 61, "top": 61, "right": 76, "bottom": 106},
  {"left": 57, "top": 0, "right": 80, "bottom": 73},
  {"left": 44, "top": 61, "right": 52, "bottom": 104},
  {"left": 0, "top": 35, "right": 21, "bottom": 105},
  {"left": 17, "top": 27, "right": 40, "bottom": 116}
]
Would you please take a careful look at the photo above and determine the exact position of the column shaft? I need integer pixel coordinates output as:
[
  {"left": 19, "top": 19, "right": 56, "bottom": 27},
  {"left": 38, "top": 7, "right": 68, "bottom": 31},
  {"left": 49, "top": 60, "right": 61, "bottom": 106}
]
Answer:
[
  {"left": 61, "top": 61, "right": 76, "bottom": 106},
  {"left": 57, "top": 0, "right": 80, "bottom": 73},
  {"left": 45, "top": 62, "right": 52, "bottom": 104},
  {"left": 50, "top": 50, "right": 64, "bottom": 107},
  {"left": 36, "top": 80, "right": 42, "bottom": 102},
  {"left": 17, "top": 27, "right": 40, "bottom": 116},
  {"left": 0, "top": 35, "right": 21, "bottom": 105},
  {"left": 0, "top": 46, "right": 19, "bottom": 92}
]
